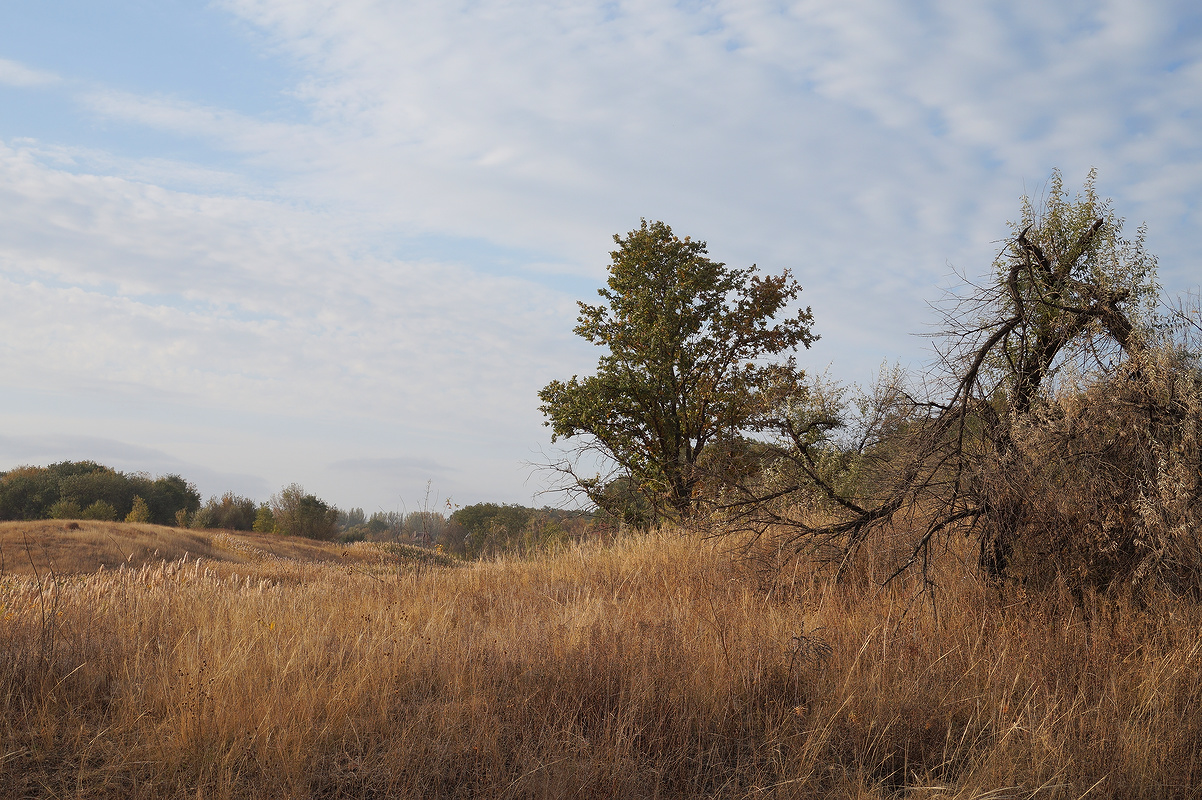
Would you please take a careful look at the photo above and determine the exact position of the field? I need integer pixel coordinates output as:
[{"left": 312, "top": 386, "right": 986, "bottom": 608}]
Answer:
[{"left": 2, "top": 520, "right": 1201, "bottom": 798}]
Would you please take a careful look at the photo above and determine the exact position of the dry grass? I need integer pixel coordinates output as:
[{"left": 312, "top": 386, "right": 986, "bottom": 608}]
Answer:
[
  {"left": 1, "top": 522, "right": 1200, "bottom": 798},
  {"left": 0, "top": 521, "right": 431, "bottom": 579}
]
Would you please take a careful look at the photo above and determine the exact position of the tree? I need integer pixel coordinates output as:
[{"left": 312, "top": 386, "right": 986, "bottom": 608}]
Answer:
[
  {"left": 142, "top": 474, "right": 201, "bottom": 526},
  {"left": 125, "top": 495, "right": 151, "bottom": 523},
  {"left": 539, "top": 219, "right": 817, "bottom": 520},
  {"left": 252, "top": 503, "right": 275, "bottom": 533},
  {"left": 727, "top": 170, "right": 1199, "bottom": 595},
  {"left": 270, "top": 484, "right": 339, "bottom": 540}
]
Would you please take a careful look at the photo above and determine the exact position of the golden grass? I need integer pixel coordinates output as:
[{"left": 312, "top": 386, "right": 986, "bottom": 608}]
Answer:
[
  {"left": 0, "top": 521, "right": 421, "bottom": 578},
  {"left": 1, "top": 523, "right": 1200, "bottom": 798}
]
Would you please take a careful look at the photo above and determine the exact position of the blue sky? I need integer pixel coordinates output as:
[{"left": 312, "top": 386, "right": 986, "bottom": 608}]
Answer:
[{"left": 1, "top": 0, "right": 1200, "bottom": 513}]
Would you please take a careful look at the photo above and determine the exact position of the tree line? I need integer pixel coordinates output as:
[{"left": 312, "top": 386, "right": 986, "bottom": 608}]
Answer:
[
  {"left": 0, "top": 461, "right": 609, "bottom": 559},
  {"left": 0, "top": 461, "right": 200, "bottom": 525},
  {"left": 0, "top": 463, "right": 345, "bottom": 539}
]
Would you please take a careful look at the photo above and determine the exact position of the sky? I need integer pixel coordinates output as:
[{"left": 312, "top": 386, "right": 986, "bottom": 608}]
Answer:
[{"left": 0, "top": 0, "right": 1200, "bottom": 514}]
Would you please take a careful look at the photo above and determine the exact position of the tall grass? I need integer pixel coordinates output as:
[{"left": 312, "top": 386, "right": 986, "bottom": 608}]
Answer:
[{"left": 1, "top": 525, "right": 1200, "bottom": 798}]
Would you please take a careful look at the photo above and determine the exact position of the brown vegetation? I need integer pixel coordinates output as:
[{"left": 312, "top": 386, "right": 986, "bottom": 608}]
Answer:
[
  {"left": 2, "top": 522, "right": 1200, "bottom": 797},
  {"left": 0, "top": 521, "right": 396, "bottom": 579}
]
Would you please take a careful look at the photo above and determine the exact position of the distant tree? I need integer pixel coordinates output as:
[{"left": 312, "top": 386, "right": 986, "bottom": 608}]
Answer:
[
  {"left": 403, "top": 510, "right": 446, "bottom": 547},
  {"left": 190, "top": 504, "right": 218, "bottom": 529},
  {"left": 447, "top": 503, "right": 598, "bottom": 558},
  {"left": 253, "top": 504, "right": 275, "bottom": 533},
  {"left": 60, "top": 468, "right": 136, "bottom": 519},
  {"left": 539, "top": 220, "right": 817, "bottom": 520},
  {"left": 142, "top": 474, "right": 201, "bottom": 526},
  {"left": 594, "top": 476, "right": 654, "bottom": 529},
  {"left": 0, "top": 462, "right": 201, "bottom": 523},
  {"left": 0, "top": 461, "right": 110, "bottom": 521},
  {"left": 366, "top": 511, "right": 403, "bottom": 537},
  {"left": 80, "top": 500, "right": 118, "bottom": 522},
  {"left": 339, "top": 507, "right": 366, "bottom": 529},
  {"left": 198, "top": 493, "right": 257, "bottom": 530},
  {"left": 270, "top": 484, "right": 339, "bottom": 540},
  {"left": 125, "top": 495, "right": 151, "bottom": 523},
  {"left": 0, "top": 466, "right": 62, "bottom": 520},
  {"left": 450, "top": 503, "right": 532, "bottom": 557}
]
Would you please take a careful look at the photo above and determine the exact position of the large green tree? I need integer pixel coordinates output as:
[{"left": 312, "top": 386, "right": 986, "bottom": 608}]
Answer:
[{"left": 539, "top": 220, "right": 816, "bottom": 520}]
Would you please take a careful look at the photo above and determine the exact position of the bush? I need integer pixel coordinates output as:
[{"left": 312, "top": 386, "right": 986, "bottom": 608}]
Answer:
[
  {"left": 977, "top": 343, "right": 1202, "bottom": 593},
  {"left": 190, "top": 505, "right": 218, "bottom": 529},
  {"left": 270, "top": 484, "right": 338, "bottom": 540},
  {"left": 213, "top": 493, "right": 257, "bottom": 530},
  {"left": 47, "top": 499, "right": 82, "bottom": 520},
  {"left": 80, "top": 500, "right": 118, "bottom": 522},
  {"left": 450, "top": 503, "right": 598, "bottom": 559}
]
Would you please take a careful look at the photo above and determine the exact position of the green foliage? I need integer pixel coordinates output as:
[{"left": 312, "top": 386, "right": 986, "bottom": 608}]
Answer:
[
  {"left": 336, "top": 511, "right": 403, "bottom": 542},
  {"left": 252, "top": 504, "right": 275, "bottom": 533},
  {"left": 0, "top": 465, "right": 63, "bottom": 520},
  {"left": 194, "top": 493, "right": 257, "bottom": 530},
  {"left": 367, "top": 511, "right": 402, "bottom": 535},
  {"left": 190, "top": 504, "right": 218, "bottom": 529},
  {"left": 988, "top": 168, "right": 1159, "bottom": 414},
  {"left": 451, "top": 503, "right": 531, "bottom": 540},
  {"left": 80, "top": 500, "right": 118, "bottom": 521},
  {"left": 449, "top": 502, "right": 597, "bottom": 558},
  {"left": 339, "top": 507, "right": 366, "bottom": 528},
  {"left": 125, "top": 495, "right": 151, "bottom": 523},
  {"left": 0, "top": 462, "right": 199, "bottom": 524},
  {"left": 60, "top": 469, "right": 135, "bottom": 518},
  {"left": 47, "top": 499, "right": 82, "bottom": 520},
  {"left": 450, "top": 503, "right": 532, "bottom": 557},
  {"left": 539, "top": 219, "right": 816, "bottom": 520},
  {"left": 270, "top": 484, "right": 339, "bottom": 540},
  {"left": 593, "top": 477, "right": 654, "bottom": 529},
  {"left": 140, "top": 474, "right": 202, "bottom": 526},
  {"left": 0, "top": 461, "right": 110, "bottom": 520}
]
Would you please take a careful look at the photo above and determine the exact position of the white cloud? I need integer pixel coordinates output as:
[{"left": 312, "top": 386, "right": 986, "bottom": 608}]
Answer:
[
  {"left": 0, "top": 58, "right": 60, "bottom": 87},
  {"left": 79, "top": 89, "right": 323, "bottom": 161},
  {"left": 2, "top": 0, "right": 1201, "bottom": 507},
  {"left": 0, "top": 138, "right": 586, "bottom": 503}
]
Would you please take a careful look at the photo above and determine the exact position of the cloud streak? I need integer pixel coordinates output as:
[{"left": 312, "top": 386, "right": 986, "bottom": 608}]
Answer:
[{"left": 0, "top": 57, "right": 59, "bottom": 87}]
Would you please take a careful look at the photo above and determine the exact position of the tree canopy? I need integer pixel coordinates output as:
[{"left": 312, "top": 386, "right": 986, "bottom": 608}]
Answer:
[
  {"left": 539, "top": 219, "right": 816, "bottom": 520},
  {"left": 0, "top": 461, "right": 200, "bottom": 525}
]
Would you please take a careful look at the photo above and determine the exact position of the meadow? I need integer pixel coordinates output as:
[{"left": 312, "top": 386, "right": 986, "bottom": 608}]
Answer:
[{"left": 1, "top": 519, "right": 1200, "bottom": 798}]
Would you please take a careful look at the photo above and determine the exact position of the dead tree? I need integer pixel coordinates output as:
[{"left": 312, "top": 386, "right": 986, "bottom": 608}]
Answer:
[{"left": 714, "top": 171, "right": 1200, "bottom": 593}]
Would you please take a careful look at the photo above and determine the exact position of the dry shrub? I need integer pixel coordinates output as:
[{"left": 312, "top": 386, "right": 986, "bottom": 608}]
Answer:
[{"left": 976, "top": 343, "right": 1202, "bottom": 594}]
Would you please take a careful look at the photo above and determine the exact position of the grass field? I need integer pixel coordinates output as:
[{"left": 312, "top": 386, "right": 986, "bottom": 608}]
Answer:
[{"left": 2, "top": 521, "right": 1200, "bottom": 798}]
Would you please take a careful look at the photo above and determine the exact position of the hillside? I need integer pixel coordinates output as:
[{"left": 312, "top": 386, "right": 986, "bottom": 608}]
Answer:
[{"left": 0, "top": 520, "right": 445, "bottom": 578}]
